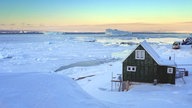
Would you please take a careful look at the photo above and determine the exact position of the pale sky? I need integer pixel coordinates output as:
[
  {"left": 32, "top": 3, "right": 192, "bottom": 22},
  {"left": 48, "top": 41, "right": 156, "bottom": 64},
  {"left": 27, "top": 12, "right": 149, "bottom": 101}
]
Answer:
[{"left": 0, "top": 0, "right": 192, "bottom": 32}]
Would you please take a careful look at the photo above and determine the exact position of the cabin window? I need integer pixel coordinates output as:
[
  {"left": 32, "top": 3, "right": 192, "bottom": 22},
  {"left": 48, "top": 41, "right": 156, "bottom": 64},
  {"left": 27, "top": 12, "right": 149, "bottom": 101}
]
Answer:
[
  {"left": 135, "top": 50, "right": 145, "bottom": 60},
  {"left": 127, "top": 66, "right": 136, "bottom": 72},
  {"left": 167, "top": 68, "right": 173, "bottom": 74}
]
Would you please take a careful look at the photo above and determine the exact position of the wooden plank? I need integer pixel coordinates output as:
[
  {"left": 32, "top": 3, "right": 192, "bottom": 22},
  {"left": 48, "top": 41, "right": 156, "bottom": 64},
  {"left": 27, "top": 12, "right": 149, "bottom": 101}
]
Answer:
[{"left": 75, "top": 75, "right": 95, "bottom": 80}]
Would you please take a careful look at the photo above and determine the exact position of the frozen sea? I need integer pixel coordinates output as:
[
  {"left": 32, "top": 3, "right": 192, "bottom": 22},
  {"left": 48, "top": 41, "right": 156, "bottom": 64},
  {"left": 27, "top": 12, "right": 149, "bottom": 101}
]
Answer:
[{"left": 0, "top": 33, "right": 192, "bottom": 108}]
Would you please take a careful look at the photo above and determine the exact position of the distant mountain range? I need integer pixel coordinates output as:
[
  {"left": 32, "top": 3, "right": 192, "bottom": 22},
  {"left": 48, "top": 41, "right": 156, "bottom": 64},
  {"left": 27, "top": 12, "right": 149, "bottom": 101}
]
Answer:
[
  {"left": 0, "top": 30, "right": 43, "bottom": 34},
  {"left": 0, "top": 30, "right": 188, "bottom": 35}
]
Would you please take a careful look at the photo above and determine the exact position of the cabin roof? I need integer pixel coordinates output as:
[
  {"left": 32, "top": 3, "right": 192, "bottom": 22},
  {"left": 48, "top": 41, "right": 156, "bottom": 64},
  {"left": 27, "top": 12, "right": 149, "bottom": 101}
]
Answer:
[{"left": 141, "top": 40, "right": 176, "bottom": 67}]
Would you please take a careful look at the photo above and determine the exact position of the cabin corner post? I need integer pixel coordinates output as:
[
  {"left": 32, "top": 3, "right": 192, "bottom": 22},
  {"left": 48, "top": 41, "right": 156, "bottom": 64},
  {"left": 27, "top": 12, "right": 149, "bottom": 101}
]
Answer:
[
  {"left": 170, "top": 67, "right": 176, "bottom": 84},
  {"left": 122, "top": 62, "right": 125, "bottom": 81},
  {"left": 154, "top": 66, "right": 159, "bottom": 85}
]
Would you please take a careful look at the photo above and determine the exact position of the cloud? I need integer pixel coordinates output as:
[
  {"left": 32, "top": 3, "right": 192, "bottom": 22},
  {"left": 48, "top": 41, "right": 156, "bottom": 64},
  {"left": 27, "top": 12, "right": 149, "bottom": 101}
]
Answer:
[
  {"left": 0, "top": 22, "right": 191, "bottom": 33},
  {"left": 10, "top": 24, "right": 15, "bottom": 26},
  {"left": 180, "top": 22, "right": 192, "bottom": 24}
]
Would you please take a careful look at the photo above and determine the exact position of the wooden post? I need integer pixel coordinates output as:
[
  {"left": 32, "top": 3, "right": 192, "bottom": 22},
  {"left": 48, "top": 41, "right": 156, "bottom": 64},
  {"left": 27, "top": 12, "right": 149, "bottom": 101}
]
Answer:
[
  {"left": 118, "top": 81, "right": 122, "bottom": 92},
  {"left": 125, "top": 81, "right": 130, "bottom": 91}
]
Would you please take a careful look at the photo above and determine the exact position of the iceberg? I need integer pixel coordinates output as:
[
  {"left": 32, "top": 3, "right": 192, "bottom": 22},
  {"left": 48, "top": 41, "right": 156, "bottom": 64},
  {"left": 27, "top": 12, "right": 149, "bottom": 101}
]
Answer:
[{"left": 105, "top": 29, "right": 132, "bottom": 36}]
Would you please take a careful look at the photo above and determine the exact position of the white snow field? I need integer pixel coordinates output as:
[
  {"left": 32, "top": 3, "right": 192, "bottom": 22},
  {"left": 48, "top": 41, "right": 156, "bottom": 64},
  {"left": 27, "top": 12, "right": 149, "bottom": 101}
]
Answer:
[
  {"left": 0, "top": 73, "right": 106, "bottom": 108},
  {"left": 0, "top": 33, "right": 192, "bottom": 108}
]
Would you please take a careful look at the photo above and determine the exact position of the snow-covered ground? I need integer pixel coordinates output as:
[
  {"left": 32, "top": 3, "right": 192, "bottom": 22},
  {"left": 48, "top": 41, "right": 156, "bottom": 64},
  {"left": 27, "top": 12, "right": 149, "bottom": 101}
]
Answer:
[
  {"left": 0, "top": 72, "right": 106, "bottom": 108},
  {"left": 0, "top": 33, "right": 192, "bottom": 108}
]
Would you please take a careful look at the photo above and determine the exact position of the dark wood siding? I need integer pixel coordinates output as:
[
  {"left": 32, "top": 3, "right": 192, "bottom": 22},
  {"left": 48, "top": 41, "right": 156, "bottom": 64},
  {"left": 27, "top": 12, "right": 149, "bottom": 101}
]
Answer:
[
  {"left": 123, "top": 44, "right": 176, "bottom": 84},
  {"left": 123, "top": 45, "right": 157, "bottom": 83},
  {"left": 157, "top": 66, "right": 176, "bottom": 84}
]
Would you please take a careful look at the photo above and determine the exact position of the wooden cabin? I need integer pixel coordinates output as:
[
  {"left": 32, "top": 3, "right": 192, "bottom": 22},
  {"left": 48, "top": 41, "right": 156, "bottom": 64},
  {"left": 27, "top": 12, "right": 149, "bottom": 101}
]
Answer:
[{"left": 122, "top": 40, "right": 176, "bottom": 84}]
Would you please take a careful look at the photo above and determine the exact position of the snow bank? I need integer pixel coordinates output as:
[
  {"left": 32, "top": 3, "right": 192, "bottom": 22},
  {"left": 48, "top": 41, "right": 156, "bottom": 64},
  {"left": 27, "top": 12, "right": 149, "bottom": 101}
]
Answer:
[
  {"left": 0, "top": 73, "right": 106, "bottom": 108},
  {"left": 105, "top": 29, "right": 132, "bottom": 36}
]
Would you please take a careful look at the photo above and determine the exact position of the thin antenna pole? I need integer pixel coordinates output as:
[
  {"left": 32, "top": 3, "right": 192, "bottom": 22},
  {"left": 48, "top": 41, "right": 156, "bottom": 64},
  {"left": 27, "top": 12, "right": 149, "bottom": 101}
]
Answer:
[{"left": 111, "top": 72, "right": 113, "bottom": 91}]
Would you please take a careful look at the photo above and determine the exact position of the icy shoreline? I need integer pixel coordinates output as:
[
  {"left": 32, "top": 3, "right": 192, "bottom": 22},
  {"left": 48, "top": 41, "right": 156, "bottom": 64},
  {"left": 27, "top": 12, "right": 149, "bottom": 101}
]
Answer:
[{"left": 55, "top": 58, "right": 119, "bottom": 72}]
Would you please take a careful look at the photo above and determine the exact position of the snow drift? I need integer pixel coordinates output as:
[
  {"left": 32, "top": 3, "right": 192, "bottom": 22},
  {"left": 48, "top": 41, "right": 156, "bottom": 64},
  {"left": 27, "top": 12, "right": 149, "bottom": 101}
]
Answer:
[{"left": 0, "top": 73, "right": 106, "bottom": 108}]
